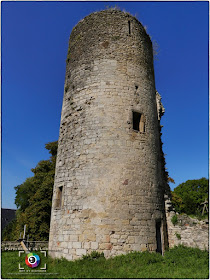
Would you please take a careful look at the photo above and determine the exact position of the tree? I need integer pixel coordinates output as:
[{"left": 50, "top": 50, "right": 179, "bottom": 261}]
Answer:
[
  {"left": 4, "top": 141, "right": 58, "bottom": 241},
  {"left": 171, "top": 178, "right": 208, "bottom": 216},
  {"left": 2, "top": 218, "right": 17, "bottom": 241}
]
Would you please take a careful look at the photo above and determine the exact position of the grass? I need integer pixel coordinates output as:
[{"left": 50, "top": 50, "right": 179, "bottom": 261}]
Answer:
[
  {"left": 1, "top": 245, "right": 209, "bottom": 279},
  {"left": 188, "top": 213, "right": 209, "bottom": 221}
]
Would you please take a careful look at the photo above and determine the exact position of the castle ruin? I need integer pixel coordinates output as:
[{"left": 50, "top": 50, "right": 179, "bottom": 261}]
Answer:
[{"left": 49, "top": 9, "right": 170, "bottom": 260}]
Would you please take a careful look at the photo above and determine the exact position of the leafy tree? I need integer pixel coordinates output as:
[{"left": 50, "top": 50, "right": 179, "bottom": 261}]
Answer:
[
  {"left": 5, "top": 141, "right": 58, "bottom": 241},
  {"left": 171, "top": 192, "right": 184, "bottom": 213},
  {"left": 2, "top": 218, "right": 17, "bottom": 241},
  {"left": 171, "top": 178, "right": 208, "bottom": 216},
  {"left": 14, "top": 177, "right": 37, "bottom": 212}
]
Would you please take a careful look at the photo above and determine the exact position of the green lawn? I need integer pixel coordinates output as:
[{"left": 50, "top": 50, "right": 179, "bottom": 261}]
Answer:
[{"left": 1, "top": 245, "right": 209, "bottom": 279}]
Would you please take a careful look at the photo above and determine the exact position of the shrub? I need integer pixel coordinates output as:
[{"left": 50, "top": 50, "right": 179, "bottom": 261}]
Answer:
[
  {"left": 171, "top": 214, "right": 178, "bottom": 226},
  {"left": 175, "top": 232, "right": 181, "bottom": 240},
  {"left": 82, "top": 251, "right": 105, "bottom": 260}
]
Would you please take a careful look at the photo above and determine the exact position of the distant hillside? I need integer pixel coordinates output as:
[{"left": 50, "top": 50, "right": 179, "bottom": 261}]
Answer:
[{"left": 1, "top": 208, "right": 16, "bottom": 231}]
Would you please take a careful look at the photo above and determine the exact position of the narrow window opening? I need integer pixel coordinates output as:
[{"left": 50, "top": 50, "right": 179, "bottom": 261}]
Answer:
[
  {"left": 128, "top": 20, "right": 131, "bottom": 34},
  {"left": 156, "top": 221, "right": 162, "bottom": 254},
  {"left": 132, "top": 111, "right": 146, "bottom": 132},
  {"left": 55, "top": 186, "right": 63, "bottom": 209},
  {"left": 133, "top": 111, "right": 141, "bottom": 131}
]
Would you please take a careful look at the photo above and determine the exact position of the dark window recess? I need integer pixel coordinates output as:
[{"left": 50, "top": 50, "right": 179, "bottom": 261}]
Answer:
[
  {"left": 133, "top": 111, "right": 141, "bottom": 131},
  {"left": 133, "top": 111, "right": 146, "bottom": 132},
  {"left": 156, "top": 221, "right": 162, "bottom": 254},
  {"left": 128, "top": 20, "right": 131, "bottom": 34},
  {"left": 55, "top": 186, "right": 63, "bottom": 209}
]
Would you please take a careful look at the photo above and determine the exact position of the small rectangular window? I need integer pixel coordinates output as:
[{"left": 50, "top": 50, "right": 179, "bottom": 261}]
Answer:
[
  {"left": 55, "top": 186, "right": 63, "bottom": 209},
  {"left": 132, "top": 111, "right": 146, "bottom": 133},
  {"left": 133, "top": 111, "right": 141, "bottom": 131},
  {"left": 128, "top": 20, "right": 131, "bottom": 34}
]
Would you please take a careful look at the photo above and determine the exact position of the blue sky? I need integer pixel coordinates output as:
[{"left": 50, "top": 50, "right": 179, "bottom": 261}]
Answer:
[{"left": 2, "top": 1, "right": 209, "bottom": 209}]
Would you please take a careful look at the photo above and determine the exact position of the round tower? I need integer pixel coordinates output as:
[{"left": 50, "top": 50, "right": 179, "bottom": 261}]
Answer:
[{"left": 49, "top": 9, "right": 168, "bottom": 260}]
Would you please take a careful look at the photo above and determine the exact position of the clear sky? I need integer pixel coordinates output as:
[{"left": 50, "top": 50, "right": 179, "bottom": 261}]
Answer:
[{"left": 2, "top": 1, "right": 209, "bottom": 209}]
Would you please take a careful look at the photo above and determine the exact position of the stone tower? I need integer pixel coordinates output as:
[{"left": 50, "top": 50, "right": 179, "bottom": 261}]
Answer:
[{"left": 49, "top": 9, "right": 168, "bottom": 260}]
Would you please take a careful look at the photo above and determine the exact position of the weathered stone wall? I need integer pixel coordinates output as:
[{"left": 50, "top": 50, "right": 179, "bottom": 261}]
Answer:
[
  {"left": 49, "top": 9, "right": 168, "bottom": 260},
  {"left": 165, "top": 197, "right": 209, "bottom": 251}
]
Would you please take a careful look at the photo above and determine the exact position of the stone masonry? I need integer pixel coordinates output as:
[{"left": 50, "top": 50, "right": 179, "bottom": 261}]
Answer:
[
  {"left": 49, "top": 9, "right": 169, "bottom": 260},
  {"left": 165, "top": 196, "right": 209, "bottom": 251}
]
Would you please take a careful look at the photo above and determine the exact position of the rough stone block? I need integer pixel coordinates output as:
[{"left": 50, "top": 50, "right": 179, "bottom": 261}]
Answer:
[
  {"left": 91, "top": 242, "right": 99, "bottom": 250},
  {"left": 76, "top": 249, "right": 87, "bottom": 256},
  {"left": 72, "top": 242, "right": 82, "bottom": 249},
  {"left": 70, "top": 235, "right": 78, "bottom": 242},
  {"left": 66, "top": 254, "right": 73, "bottom": 261},
  {"left": 140, "top": 244, "right": 148, "bottom": 251},
  {"left": 64, "top": 249, "right": 68, "bottom": 254},
  {"left": 68, "top": 242, "right": 73, "bottom": 249},
  {"left": 127, "top": 236, "right": 135, "bottom": 244},
  {"left": 84, "top": 242, "right": 91, "bottom": 249},
  {"left": 64, "top": 235, "right": 69, "bottom": 242},
  {"left": 85, "top": 233, "right": 96, "bottom": 242},
  {"left": 99, "top": 243, "right": 112, "bottom": 250}
]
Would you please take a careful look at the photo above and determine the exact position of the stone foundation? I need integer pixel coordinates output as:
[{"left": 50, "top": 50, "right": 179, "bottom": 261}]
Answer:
[{"left": 165, "top": 196, "right": 209, "bottom": 251}]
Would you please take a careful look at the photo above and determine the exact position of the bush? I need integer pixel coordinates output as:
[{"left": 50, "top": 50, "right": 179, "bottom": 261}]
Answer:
[
  {"left": 82, "top": 251, "right": 105, "bottom": 260},
  {"left": 171, "top": 214, "right": 178, "bottom": 225},
  {"left": 2, "top": 218, "right": 17, "bottom": 241},
  {"left": 175, "top": 232, "right": 181, "bottom": 240}
]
